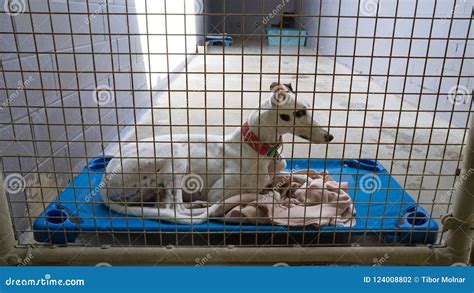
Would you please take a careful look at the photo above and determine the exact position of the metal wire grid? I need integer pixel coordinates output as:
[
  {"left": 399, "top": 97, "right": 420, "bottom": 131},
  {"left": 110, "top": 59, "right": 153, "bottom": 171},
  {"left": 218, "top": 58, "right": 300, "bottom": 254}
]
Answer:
[{"left": 0, "top": 0, "right": 472, "bottom": 250}]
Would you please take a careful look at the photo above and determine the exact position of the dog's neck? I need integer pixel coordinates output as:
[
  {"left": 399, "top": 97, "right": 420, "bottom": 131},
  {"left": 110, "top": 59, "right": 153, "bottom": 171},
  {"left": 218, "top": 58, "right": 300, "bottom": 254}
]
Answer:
[
  {"left": 226, "top": 107, "right": 285, "bottom": 157},
  {"left": 241, "top": 121, "right": 282, "bottom": 157},
  {"left": 227, "top": 95, "right": 289, "bottom": 138},
  {"left": 246, "top": 108, "right": 282, "bottom": 144}
]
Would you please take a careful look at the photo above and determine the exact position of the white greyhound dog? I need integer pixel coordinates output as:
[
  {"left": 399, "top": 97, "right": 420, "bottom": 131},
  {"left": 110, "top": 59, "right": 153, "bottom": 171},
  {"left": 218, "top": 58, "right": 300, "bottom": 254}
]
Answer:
[{"left": 100, "top": 82, "right": 334, "bottom": 224}]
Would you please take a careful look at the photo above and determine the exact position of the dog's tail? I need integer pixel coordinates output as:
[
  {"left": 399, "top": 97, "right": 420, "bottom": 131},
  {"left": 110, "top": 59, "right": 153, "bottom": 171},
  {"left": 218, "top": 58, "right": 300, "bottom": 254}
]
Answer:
[{"left": 100, "top": 192, "right": 220, "bottom": 224}]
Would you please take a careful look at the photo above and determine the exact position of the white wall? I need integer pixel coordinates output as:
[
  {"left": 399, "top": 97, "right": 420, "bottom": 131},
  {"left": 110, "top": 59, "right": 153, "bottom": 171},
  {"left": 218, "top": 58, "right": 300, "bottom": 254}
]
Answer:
[
  {"left": 297, "top": 0, "right": 473, "bottom": 126},
  {"left": 207, "top": 0, "right": 296, "bottom": 35},
  {"left": 293, "top": 0, "right": 319, "bottom": 48},
  {"left": 1, "top": 0, "right": 204, "bottom": 169},
  {"left": 0, "top": 0, "right": 204, "bottom": 229},
  {"left": 133, "top": 0, "right": 204, "bottom": 89}
]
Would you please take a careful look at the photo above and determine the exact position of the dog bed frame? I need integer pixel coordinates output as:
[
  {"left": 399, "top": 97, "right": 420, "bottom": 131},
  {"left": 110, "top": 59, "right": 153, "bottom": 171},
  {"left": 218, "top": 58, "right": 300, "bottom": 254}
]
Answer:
[
  {"left": 33, "top": 156, "right": 438, "bottom": 245},
  {"left": 206, "top": 34, "right": 233, "bottom": 46}
]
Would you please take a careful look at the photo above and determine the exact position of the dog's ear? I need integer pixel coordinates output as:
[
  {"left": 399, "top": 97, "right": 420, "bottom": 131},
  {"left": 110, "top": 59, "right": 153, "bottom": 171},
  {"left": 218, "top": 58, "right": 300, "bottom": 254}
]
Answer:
[
  {"left": 284, "top": 83, "right": 293, "bottom": 92},
  {"left": 270, "top": 82, "right": 279, "bottom": 92}
]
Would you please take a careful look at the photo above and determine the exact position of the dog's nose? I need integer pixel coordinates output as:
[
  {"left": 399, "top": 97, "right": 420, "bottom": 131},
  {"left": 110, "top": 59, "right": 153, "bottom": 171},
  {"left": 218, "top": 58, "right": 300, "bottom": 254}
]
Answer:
[{"left": 325, "top": 134, "right": 334, "bottom": 142}]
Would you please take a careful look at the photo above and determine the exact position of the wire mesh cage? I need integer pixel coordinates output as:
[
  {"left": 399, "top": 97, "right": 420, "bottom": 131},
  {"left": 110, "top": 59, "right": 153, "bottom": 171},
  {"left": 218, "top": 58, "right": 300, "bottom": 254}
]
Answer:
[{"left": 0, "top": 0, "right": 473, "bottom": 265}]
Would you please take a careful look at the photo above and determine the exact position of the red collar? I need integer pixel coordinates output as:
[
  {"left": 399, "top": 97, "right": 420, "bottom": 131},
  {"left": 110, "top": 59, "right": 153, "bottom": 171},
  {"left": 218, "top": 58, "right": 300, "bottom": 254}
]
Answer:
[{"left": 242, "top": 122, "right": 282, "bottom": 157}]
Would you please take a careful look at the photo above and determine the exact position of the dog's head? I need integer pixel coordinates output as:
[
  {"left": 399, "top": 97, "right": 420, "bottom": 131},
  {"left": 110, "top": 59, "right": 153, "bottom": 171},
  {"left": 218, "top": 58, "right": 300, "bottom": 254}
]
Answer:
[{"left": 267, "top": 82, "right": 333, "bottom": 144}]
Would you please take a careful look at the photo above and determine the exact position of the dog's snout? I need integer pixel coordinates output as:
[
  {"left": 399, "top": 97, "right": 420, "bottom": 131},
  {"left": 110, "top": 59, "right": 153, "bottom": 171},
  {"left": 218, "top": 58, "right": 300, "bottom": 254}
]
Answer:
[{"left": 325, "top": 134, "right": 334, "bottom": 142}]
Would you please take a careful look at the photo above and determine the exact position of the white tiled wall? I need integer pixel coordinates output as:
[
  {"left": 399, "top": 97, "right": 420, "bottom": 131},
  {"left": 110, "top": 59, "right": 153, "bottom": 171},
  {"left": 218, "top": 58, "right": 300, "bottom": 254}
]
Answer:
[
  {"left": 298, "top": 0, "right": 473, "bottom": 126},
  {"left": 2, "top": 0, "right": 138, "bottom": 176},
  {"left": 206, "top": 0, "right": 471, "bottom": 126}
]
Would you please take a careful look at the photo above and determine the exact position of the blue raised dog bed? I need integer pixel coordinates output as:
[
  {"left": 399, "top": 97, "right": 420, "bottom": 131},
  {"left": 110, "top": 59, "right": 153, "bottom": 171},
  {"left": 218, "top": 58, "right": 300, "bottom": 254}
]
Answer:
[
  {"left": 206, "top": 34, "right": 233, "bottom": 46},
  {"left": 33, "top": 156, "right": 438, "bottom": 245}
]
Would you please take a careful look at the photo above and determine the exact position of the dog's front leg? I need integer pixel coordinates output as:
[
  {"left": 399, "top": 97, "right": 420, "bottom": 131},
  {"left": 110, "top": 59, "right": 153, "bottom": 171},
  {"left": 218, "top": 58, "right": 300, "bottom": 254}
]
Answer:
[
  {"left": 268, "top": 157, "right": 287, "bottom": 175},
  {"left": 164, "top": 179, "right": 180, "bottom": 210}
]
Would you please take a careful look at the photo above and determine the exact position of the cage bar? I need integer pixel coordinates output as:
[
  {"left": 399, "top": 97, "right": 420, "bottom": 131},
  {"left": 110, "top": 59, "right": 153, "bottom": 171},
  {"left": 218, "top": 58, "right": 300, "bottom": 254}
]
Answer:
[{"left": 0, "top": 0, "right": 472, "bottom": 266}]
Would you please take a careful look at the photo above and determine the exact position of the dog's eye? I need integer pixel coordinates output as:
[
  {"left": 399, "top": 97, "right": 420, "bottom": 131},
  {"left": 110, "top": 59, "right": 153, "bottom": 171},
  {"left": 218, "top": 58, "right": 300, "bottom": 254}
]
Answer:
[
  {"left": 279, "top": 114, "right": 291, "bottom": 121},
  {"left": 295, "top": 110, "right": 306, "bottom": 118}
]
